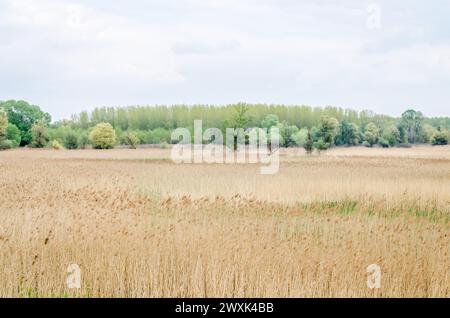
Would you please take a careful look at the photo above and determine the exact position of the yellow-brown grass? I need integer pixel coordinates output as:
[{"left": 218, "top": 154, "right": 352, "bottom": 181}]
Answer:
[{"left": 0, "top": 146, "right": 448, "bottom": 297}]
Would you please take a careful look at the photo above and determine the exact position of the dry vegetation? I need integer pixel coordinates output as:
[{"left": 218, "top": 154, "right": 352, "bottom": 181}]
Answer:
[{"left": 0, "top": 146, "right": 449, "bottom": 297}]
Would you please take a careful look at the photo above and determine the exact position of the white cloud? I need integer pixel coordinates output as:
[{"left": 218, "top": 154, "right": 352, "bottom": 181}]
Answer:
[{"left": 0, "top": 0, "right": 183, "bottom": 84}]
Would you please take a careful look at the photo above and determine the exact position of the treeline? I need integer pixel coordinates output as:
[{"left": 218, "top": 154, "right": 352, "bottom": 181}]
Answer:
[
  {"left": 67, "top": 104, "right": 395, "bottom": 131},
  {"left": 0, "top": 100, "right": 449, "bottom": 150}
]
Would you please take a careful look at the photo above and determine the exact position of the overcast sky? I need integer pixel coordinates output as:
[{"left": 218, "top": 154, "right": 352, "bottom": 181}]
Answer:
[{"left": 1, "top": 0, "right": 449, "bottom": 120}]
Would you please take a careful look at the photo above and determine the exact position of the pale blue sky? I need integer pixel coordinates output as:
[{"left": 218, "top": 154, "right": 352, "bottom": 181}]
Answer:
[{"left": 1, "top": 0, "right": 449, "bottom": 120}]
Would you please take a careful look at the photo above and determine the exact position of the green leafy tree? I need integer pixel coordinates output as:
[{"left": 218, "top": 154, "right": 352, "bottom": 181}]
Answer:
[
  {"left": 382, "top": 126, "right": 401, "bottom": 147},
  {"left": 399, "top": 109, "right": 424, "bottom": 144},
  {"left": 228, "top": 103, "right": 251, "bottom": 129},
  {"left": 151, "top": 128, "right": 171, "bottom": 144},
  {"left": 6, "top": 124, "right": 21, "bottom": 148},
  {"left": 420, "top": 124, "right": 437, "bottom": 144},
  {"left": 310, "top": 126, "right": 320, "bottom": 142},
  {"left": 397, "top": 125, "right": 407, "bottom": 144},
  {"left": 261, "top": 114, "right": 280, "bottom": 130},
  {"left": 224, "top": 104, "right": 252, "bottom": 149},
  {"left": 89, "top": 123, "right": 116, "bottom": 149},
  {"left": 31, "top": 121, "right": 49, "bottom": 148},
  {"left": 260, "top": 114, "right": 281, "bottom": 152},
  {"left": 64, "top": 131, "right": 79, "bottom": 149},
  {"left": 124, "top": 131, "right": 139, "bottom": 149},
  {"left": 431, "top": 129, "right": 449, "bottom": 145},
  {"left": 378, "top": 137, "right": 390, "bottom": 148},
  {"left": 336, "top": 120, "right": 360, "bottom": 146},
  {"left": 278, "top": 122, "right": 299, "bottom": 147},
  {"left": 314, "top": 139, "right": 330, "bottom": 152},
  {"left": 312, "top": 117, "right": 338, "bottom": 152},
  {"left": 364, "top": 122, "right": 379, "bottom": 147},
  {"left": 292, "top": 128, "right": 308, "bottom": 147},
  {"left": 0, "top": 110, "right": 11, "bottom": 150},
  {"left": 78, "top": 111, "right": 90, "bottom": 129},
  {"left": 0, "top": 110, "right": 8, "bottom": 139},
  {"left": 317, "top": 116, "right": 339, "bottom": 145},
  {"left": 0, "top": 100, "right": 51, "bottom": 145},
  {"left": 78, "top": 132, "right": 90, "bottom": 149},
  {"left": 304, "top": 129, "right": 314, "bottom": 154}
]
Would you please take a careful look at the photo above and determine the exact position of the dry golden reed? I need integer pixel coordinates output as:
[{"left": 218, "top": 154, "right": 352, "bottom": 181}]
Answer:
[{"left": 0, "top": 146, "right": 448, "bottom": 297}]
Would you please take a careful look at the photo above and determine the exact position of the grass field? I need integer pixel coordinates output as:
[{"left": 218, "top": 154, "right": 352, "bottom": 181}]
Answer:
[{"left": 0, "top": 146, "right": 449, "bottom": 297}]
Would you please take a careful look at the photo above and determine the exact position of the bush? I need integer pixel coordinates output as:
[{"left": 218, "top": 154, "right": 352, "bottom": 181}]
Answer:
[
  {"left": 151, "top": 128, "right": 171, "bottom": 144},
  {"left": 431, "top": 131, "right": 449, "bottom": 145},
  {"left": 64, "top": 131, "right": 79, "bottom": 149},
  {"left": 277, "top": 122, "right": 299, "bottom": 147},
  {"left": 364, "top": 123, "right": 379, "bottom": 147},
  {"left": 0, "top": 110, "right": 8, "bottom": 146},
  {"left": 124, "top": 131, "right": 139, "bottom": 149},
  {"left": 30, "top": 122, "right": 49, "bottom": 148},
  {"left": 378, "top": 137, "right": 389, "bottom": 148},
  {"left": 336, "top": 121, "right": 360, "bottom": 146},
  {"left": 52, "top": 139, "right": 64, "bottom": 150},
  {"left": 0, "top": 140, "right": 12, "bottom": 150},
  {"left": 78, "top": 133, "right": 89, "bottom": 149},
  {"left": 317, "top": 116, "right": 338, "bottom": 145},
  {"left": 6, "top": 124, "right": 21, "bottom": 148},
  {"left": 314, "top": 138, "right": 330, "bottom": 152},
  {"left": 89, "top": 123, "right": 116, "bottom": 149},
  {"left": 382, "top": 126, "right": 400, "bottom": 147},
  {"left": 133, "top": 130, "right": 150, "bottom": 144},
  {"left": 292, "top": 128, "right": 308, "bottom": 147},
  {"left": 304, "top": 130, "right": 314, "bottom": 154}
]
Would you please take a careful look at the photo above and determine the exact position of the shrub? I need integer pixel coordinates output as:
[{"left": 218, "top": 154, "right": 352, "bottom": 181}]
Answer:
[
  {"left": 278, "top": 122, "right": 299, "bottom": 147},
  {"left": 134, "top": 130, "right": 151, "bottom": 144},
  {"left": 336, "top": 120, "right": 360, "bottom": 146},
  {"left": 420, "top": 124, "right": 437, "bottom": 144},
  {"left": 78, "top": 133, "right": 89, "bottom": 149},
  {"left": 314, "top": 138, "right": 330, "bottom": 152},
  {"left": 261, "top": 114, "right": 279, "bottom": 130},
  {"left": 0, "top": 110, "right": 8, "bottom": 146},
  {"left": 382, "top": 126, "right": 400, "bottom": 147},
  {"left": 0, "top": 140, "right": 12, "bottom": 150},
  {"left": 151, "top": 128, "right": 171, "bottom": 144},
  {"left": 431, "top": 131, "right": 448, "bottom": 145},
  {"left": 317, "top": 116, "right": 339, "bottom": 145},
  {"left": 378, "top": 137, "right": 389, "bottom": 148},
  {"left": 64, "top": 131, "right": 79, "bottom": 149},
  {"left": 124, "top": 131, "right": 139, "bottom": 149},
  {"left": 304, "top": 130, "right": 314, "bottom": 154},
  {"left": 52, "top": 139, "right": 64, "bottom": 150},
  {"left": 6, "top": 124, "right": 21, "bottom": 148},
  {"left": 30, "top": 122, "right": 49, "bottom": 148},
  {"left": 89, "top": 123, "right": 116, "bottom": 149},
  {"left": 292, "top": 128, "right": 308, "bottom": 147},
  {"left": 364, "top": 123, "right": 379, "bottom": 147}
]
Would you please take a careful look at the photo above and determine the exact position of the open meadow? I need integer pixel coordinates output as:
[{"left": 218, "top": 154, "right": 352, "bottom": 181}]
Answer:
[{"left": 0, "top": 146, "right": 449, "bottom": 297}]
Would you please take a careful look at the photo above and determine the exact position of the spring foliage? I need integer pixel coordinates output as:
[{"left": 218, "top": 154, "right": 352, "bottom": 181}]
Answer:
[{"left": 89, "top": 123, "right": 116, "bottom": 149}]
